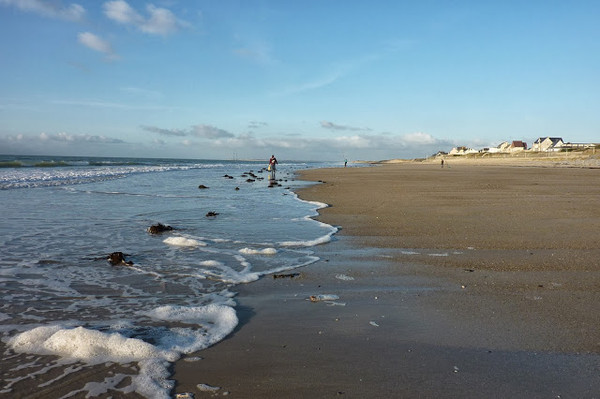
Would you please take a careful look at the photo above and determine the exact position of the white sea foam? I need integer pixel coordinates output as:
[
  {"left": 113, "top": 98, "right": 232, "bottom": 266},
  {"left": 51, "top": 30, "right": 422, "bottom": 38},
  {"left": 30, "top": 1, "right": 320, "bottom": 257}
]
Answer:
[
  {"left": 143, "top": 304, "right": 238, "bottom": 352},
  {"left": 5, "top": 303, "right": 238, "bottom": 398},
  {"left": 200, "top": 268, "right": 261, "bottom": 284},
  {"left": 163, "top": 237, "right": 206, "bottom": 247},
  {"left": 293, "top": 195, "right": 329, "bottom": 211},
  {"left": 199, "top": 260, "right": 224, "bottom": 267},
  {"left": 65, "top": 373, "right": 132, "bottom": 398},
  {"left": 279, "top": 216, "right": 337, "bottom": 247},
  {"left": 7, "top": 325, "right": 175, "bottom": 363},
  {"left": 335, "top": 274, "right": 355, "bottom": 281},
  {"left": 279, "top": 232, "right": 334, "bottom": 247},
  {"left": 239, "top": 247, "right": 278, "bottom": 255}
]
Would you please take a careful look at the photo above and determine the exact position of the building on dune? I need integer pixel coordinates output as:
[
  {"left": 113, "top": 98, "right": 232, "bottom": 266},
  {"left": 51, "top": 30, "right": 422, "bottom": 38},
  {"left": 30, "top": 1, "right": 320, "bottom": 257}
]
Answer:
[
  {"left": 510, "top": 140, "right": 527, "bottom": 152},
  {"left": 441, "top": 137, "right": 596, "bottom": 158},
  {"left": 449, "top": 146, "right": 478, "bottom": 155},
  {"left": 531, "top": 137, "right": 564, "bottom": 152}
]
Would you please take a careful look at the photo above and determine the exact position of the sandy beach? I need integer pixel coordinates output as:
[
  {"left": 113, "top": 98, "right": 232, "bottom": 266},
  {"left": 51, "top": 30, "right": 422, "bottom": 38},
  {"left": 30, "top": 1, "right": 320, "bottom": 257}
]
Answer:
[{"left": 172, "top": 159, "right": 600, "bottom": 398}]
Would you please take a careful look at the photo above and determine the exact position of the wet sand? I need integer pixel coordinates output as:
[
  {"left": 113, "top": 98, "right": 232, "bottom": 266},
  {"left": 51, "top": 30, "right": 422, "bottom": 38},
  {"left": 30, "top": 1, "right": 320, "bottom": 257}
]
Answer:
[{"left": 172, "top": 162, "right": 600, "bottom": 398}]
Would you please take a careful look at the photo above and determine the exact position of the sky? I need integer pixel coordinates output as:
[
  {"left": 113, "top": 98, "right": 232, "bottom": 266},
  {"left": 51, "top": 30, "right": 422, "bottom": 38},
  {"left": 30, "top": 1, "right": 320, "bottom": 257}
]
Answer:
[{"left": 1, "top": 0, "right": 599, "bottom": 161}]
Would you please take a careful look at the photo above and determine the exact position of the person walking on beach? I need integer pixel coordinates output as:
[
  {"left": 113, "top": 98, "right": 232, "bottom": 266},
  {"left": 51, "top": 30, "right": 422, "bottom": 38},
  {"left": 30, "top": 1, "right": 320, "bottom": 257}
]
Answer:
[
  {"left": 344, "top": 158, "right": 348, "bottom": 167},
  {"left": 268, "top": 154, "right": 278, "bottom": 179},
  {"left": 441, "top": 159, "right": 444, "bottom": 168}
]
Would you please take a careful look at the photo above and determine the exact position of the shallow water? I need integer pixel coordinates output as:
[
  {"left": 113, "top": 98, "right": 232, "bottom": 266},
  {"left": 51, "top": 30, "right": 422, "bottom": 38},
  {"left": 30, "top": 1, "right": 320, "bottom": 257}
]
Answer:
[{"left": 0, "top": 155, "right": 340, "bottom": 397}]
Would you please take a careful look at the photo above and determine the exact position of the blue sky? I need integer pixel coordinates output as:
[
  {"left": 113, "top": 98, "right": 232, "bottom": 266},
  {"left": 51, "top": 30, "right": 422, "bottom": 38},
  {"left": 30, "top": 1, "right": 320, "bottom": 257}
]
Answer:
[{"left": 1, "top": 0, "right": 599, "bottom": 161}]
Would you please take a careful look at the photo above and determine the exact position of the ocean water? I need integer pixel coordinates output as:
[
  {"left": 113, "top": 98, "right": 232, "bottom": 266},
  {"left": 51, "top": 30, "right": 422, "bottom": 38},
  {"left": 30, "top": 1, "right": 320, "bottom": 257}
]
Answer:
[{"left": 0, "top": 155, "right": 340, "bottom": 398}]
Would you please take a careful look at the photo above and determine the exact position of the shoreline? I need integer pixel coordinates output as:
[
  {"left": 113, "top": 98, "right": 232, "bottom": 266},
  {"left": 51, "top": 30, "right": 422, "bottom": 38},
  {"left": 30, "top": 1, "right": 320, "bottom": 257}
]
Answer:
[{"left": 171, "top": 160, "right": 600, "bottom": 398}]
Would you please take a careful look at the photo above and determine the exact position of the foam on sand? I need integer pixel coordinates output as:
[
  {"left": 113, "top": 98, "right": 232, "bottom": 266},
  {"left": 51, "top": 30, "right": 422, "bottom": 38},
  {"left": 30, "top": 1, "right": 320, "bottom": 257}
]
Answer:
[
  {"left": 143, "top": 304, "right": 238, "bottom": 352},
  {"left": 7, "top": 325, "right": 174, "bottom": 363},
  {"left": 4, "top": 303, "right": 238, "bottom": 399}
]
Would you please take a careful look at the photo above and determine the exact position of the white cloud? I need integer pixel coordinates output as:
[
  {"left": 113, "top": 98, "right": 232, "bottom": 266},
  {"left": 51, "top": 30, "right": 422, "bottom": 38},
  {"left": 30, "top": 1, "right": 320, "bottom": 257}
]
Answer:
[
  {"left": 103, "top": 0, "right": 187, "bottom": 35},
  {"left": 141, "top": 125, "right": 187, "bottom": 137},
  {"left": 142, "top": 124, "right": 235, "bottom": 139},
  {"left": 0, "top": 0, "right": 85, "bottom": 22},
  {"left": 6, "top": 133, "right": 25, "bottom": 142},
  {"left": 102, "top": 0, "right": 141, "bottom": 24},
  {"left": 1, "top": 125, "right": 456, "bottom": 160},
  {"left": 320, "top": 121, "right": 372, "bottom": 132},
  {"left": 402, "top": 132, "right": 437, "bottom": 145},
  {"left": 191, "top": 125, "right": 235, "bottom": 139},
  {"left": 77, "top": 32, "right": 117, "bottom": 59},
  {"left": 40, "top": 132, "right": 125, "bottom": 143},
  {"left": 139, "top": 121, "right": 455, "bottom": 160},
  {"left": 141, "top": 4, "right": 179, "bottom": 35}
]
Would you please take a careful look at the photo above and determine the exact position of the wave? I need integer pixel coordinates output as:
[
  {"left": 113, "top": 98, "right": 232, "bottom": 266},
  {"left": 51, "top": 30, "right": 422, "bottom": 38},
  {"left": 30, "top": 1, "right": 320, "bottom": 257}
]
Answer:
[
  {"left": 88, "top": 160, "right": 145, "bottom": 166},
  {"left": 0, "top": 161, "right": 24, "bottom": 168},
  {"left": 0, "top": 164, "right": 189, "bottom": 190},
  {"left": 33, "top": 161, "right": 72, "bottom": 167}
]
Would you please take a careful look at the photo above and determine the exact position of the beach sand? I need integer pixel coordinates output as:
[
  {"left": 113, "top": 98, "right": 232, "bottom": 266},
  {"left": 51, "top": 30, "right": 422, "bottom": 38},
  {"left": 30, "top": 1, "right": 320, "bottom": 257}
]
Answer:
[{"left": 172, "top": 161, "right": 600, "bottom": 398}]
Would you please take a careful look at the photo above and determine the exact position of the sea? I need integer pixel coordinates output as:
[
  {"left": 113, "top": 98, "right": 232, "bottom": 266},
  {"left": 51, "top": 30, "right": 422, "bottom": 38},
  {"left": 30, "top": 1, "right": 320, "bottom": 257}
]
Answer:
[{"left": 0, "top": 154, "right": 343, "bottom": 398}]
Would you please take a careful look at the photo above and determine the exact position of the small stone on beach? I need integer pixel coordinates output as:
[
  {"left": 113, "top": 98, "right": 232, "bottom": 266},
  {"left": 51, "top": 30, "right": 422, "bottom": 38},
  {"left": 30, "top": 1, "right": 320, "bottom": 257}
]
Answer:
[{"left": 197, "top": 383, "right": 220, "bottom": 392}]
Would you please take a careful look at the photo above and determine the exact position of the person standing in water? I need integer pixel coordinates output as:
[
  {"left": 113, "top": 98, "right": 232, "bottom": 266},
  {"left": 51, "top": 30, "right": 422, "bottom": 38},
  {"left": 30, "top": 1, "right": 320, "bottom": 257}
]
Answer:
[{"left": 268, "top": 155, "right": 278, "bottom": 179}]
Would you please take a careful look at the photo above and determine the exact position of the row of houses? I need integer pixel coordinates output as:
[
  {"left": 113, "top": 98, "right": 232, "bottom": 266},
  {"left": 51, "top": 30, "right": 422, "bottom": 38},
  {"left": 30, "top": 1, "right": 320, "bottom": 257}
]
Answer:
[
  {"left": 530, "top": 137, "right": 597, "bottom": 152},
  {"left": 447, "top": 137, "right": 597, "bottom": 156}
]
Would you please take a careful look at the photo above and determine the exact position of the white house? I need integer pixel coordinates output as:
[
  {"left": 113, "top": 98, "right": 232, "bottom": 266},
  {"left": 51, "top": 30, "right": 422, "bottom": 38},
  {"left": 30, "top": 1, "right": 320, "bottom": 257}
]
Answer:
[
  {"left": 532, "top": 137, "right": 564, "bottom": 152},
  {"left": 497, "top": 141, "right": 511, "bottom": 152},
  {"left": 449, "top": 146, "right": 478, "bottom": 155}
]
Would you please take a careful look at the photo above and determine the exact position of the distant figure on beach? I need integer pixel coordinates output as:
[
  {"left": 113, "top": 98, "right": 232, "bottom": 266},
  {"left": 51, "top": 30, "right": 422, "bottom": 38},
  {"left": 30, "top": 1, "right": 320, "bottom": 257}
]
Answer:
[
  {"left": 268, "top": 154, "right": 278, "bottom": 179},
  {"left": 344, "top": 158, "right": 348, "bottom": 167},
  {"left": 441, "top": 159, "right": 444, "bottom": 168}
]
